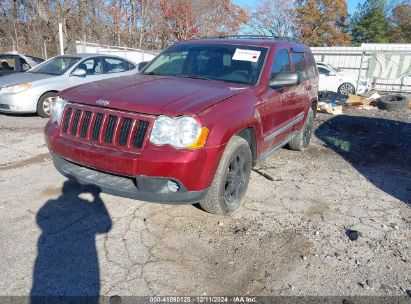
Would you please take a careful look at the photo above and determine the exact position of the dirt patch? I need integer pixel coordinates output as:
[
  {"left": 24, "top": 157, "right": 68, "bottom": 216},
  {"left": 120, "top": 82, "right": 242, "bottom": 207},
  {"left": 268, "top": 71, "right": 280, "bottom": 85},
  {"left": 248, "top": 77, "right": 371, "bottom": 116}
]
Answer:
[
  {"left": 305, "top": 200, "right": 329, "bottom": 219},
  {"left": 0, "top": 153, "right": 51, "bottom": 171},
  {"left": 40, "top": 187, "right": 62, "bottom": 197}
]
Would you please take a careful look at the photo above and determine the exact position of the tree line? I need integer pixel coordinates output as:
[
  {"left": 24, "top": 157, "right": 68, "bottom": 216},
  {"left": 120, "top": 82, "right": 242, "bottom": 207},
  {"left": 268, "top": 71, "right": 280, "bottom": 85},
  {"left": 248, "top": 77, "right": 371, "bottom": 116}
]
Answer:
[{"left": 0, "top": 0, "right": 409, "bottom": 58}]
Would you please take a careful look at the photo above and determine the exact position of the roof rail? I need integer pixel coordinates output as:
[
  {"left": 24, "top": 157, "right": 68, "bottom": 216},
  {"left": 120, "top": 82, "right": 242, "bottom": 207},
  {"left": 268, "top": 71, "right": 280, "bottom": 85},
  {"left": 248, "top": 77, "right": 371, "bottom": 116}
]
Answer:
[{"left": 198, "top": 35, "right": 301, "bottom": 43}]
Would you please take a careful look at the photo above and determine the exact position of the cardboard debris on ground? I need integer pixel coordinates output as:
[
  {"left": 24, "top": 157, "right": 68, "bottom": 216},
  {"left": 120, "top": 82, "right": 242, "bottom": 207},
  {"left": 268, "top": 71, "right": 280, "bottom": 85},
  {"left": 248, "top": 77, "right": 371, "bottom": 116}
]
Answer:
[
  {"left": 346, "top": 94, "right": 372, "bottom": 106},
  {"left": 317, "top": 101, "right": 343, "bottom": 115},
  {"left": 318, "top": 91, "right": 394, "bottom": 115},
  {"left": 358, "top": 104, "right": 378, "bottom": 110}
]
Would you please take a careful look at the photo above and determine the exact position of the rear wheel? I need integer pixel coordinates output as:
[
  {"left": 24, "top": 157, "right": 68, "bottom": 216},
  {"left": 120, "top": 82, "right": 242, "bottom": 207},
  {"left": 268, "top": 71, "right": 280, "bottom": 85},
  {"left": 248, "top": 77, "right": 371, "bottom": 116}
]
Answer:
[
  {"left": 37, "top": 92, "right": 57, "bottom": 118},
  {"left": 199, "top": 136, "right": 252, "bottom": 215},
  {"left": 288, "top": 107, "right": 314, "bottom": 151},
  {"left": 338, "top": 82, "right": 355, "bottom": 95}
]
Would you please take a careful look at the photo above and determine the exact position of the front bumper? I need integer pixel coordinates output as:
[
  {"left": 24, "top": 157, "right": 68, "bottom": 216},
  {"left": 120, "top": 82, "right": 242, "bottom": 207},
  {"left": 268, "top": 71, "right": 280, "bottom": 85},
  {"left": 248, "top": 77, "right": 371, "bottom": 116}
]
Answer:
[
  {"left": 0, "top": 91, "right": 37, "bottom": 113},
  {"left": 45, "top": 121, "right": 225, "bottom": 204},
  {"left": 53, "top": 155, "right": 208, "bottom": 204}
]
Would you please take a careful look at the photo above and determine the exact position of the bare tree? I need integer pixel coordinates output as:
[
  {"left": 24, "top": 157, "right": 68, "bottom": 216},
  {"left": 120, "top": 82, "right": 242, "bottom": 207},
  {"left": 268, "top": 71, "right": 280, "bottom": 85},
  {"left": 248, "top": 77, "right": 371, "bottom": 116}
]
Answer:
[{"left": 246, "top": 0, "right": 295, "bottom": 37}]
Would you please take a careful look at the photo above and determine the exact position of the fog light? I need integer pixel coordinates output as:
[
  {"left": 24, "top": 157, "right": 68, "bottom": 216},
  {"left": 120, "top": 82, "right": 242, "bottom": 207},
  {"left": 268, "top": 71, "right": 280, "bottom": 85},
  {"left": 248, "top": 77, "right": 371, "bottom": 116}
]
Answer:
[{"left": 167, "top": 180, "right": 179, "bottom": 192}]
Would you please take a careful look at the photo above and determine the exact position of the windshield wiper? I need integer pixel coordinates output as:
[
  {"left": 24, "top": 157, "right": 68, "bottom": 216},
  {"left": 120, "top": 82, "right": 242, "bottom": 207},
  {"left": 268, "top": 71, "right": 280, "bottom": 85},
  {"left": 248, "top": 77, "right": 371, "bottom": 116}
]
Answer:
[
  {"left": 181, "top": 75, "right": 212, "bottom": 81},
  {"left": 143, "top": 72, "right": 162, "bottom": 76}
]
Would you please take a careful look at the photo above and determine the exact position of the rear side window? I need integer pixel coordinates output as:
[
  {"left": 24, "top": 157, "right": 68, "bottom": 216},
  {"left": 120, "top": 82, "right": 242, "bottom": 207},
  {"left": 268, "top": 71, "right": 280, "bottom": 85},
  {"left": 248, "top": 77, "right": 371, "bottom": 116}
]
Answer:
[
  {"left": 270, "top": 49, "right": 291, "bottom": 76},
  {"left": 0, "top": 56, "right": 15, "bottom": 71},
  {"left": 292, "top": 52, "right": 307, "bottom": 79},
  {"left": 103, "top": 57, "right": 135, "bottom": 74},
  {"left": 27, "top": 56, "right": 44, "bottom": 64},
  {"left": 305, "top": 51, "right": 317, "bottom": 78}
]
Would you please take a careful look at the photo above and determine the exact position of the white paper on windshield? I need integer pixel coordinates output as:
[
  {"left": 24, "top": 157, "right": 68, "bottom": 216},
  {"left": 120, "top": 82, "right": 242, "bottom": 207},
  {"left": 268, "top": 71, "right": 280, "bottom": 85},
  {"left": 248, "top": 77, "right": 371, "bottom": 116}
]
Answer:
[{"left": 232, "top": 49, "right": 261, "bottom": 62}]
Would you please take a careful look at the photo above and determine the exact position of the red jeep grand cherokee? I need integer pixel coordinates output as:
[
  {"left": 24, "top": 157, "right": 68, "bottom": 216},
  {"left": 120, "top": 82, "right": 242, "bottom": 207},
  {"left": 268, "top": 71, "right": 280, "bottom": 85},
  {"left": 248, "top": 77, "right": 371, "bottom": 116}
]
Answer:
[{"left": 44, "top": 36, "right": 318, "bottom": 214}]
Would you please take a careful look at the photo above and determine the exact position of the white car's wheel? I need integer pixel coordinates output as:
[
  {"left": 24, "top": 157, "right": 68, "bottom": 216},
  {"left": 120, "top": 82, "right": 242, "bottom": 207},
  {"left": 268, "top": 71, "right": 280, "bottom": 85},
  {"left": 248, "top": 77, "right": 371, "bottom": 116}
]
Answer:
[
  {"left": 338, "top": 83, "right": 355, "bottom": 95},
  {"left": 37, "top": 92, "right": 57, "bottom": 118}
]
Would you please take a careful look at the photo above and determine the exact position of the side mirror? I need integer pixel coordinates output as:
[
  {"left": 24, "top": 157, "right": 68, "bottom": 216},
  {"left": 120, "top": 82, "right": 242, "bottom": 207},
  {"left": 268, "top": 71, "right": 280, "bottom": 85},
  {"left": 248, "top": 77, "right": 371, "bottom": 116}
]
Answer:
[
  {"left": 138, "top": 61, "right": 149, "bottom": 72},
  {"left": 269, "top": 72, "right": 300, "bottom": 88},
  {"left": 71, "top": 68, "right": 86, "bottom": 77},
  {"left": 22, "top": 63, "right": 30, "bottom": 71}
]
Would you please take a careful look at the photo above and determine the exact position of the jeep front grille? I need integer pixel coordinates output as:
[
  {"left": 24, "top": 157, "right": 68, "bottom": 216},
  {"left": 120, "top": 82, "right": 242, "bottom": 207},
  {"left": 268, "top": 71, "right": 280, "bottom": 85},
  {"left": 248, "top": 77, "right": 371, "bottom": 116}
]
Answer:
[{"left": 60, "top": 104, "right": 152, "bottom": 151}]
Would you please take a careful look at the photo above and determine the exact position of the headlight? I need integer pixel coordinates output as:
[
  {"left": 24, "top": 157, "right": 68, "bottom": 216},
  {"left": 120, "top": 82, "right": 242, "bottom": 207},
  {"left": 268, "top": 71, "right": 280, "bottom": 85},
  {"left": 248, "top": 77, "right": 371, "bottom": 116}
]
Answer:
[
  {"left": 149, "top": 115, "right": 208, "bottom": 149},
  {"left": 50, "top": 96, "right": 67, "bottom": 124},
  {"left": 0, "top": 83, "right": 31, "bottom": 94}
]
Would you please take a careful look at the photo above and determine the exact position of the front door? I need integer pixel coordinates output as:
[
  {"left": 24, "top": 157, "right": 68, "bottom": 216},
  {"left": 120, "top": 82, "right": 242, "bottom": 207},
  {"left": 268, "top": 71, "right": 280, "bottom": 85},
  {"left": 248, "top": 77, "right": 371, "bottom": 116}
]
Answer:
[{"left": 258, "top": 48, "right": 297, "bottom": 154}]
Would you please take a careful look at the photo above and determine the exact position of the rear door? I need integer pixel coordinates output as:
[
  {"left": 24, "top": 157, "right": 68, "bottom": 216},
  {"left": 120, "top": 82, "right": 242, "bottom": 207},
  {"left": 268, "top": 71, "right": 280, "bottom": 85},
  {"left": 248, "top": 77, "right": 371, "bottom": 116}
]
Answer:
[
  {"left": 259, "top": 48, "right": 297, "bottom": 150},
  {"left": 304, "top": 50, "right": 319, "bottom": 105},
  {"left": 0, "top": 55, "right": 18, "bottom": 77},
  {"left": 291, "top": 49, "right": 309, "bottom": 117}
]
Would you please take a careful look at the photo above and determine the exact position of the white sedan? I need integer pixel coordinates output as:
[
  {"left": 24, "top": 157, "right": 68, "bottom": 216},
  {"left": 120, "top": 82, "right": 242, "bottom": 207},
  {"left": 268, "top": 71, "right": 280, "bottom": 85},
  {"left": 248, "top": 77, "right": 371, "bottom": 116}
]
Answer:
[
  {"left": 0, "top": 54, "right": 138, "bottom": 117},
  {"left": 317, "top": 62, "right": 369, "bottom": 95}
]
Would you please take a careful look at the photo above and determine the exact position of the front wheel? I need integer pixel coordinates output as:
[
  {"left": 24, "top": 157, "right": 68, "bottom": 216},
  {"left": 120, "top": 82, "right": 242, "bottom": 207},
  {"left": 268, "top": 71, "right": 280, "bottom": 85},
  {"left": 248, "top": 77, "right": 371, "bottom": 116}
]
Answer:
[
  {"left": 199, "top": 136, "right": 252, "bottom": 215},
  {"left": 37, "top": 92, "right": 57, "bottom": 118}
]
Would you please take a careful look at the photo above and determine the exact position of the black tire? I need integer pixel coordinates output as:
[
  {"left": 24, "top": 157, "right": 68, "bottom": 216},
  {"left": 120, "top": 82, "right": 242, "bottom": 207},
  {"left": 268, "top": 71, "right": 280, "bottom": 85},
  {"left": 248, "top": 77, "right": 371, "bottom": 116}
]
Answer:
[
  {"left": 338, "top": 82, "right": 355, "bottom": 95},
  {"left": 199, "top": 136, "right": 252, "bottom": 215},
  {"left": 37, "top": 92, "right": 57, "bottom": 118},
  {"left": 377, "top": 95, "right": 409, "bottom": 112},
  {"left": 288, "top": 107, "right": 314, "bottom": 151}
]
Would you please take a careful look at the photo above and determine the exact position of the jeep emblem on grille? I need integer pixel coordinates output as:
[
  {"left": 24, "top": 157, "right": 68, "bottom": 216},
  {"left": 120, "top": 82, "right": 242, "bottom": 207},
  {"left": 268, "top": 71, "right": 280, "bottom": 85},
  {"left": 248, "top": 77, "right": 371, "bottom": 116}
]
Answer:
[{"left": 96, "top": 99, "right": 110, "bottom": 106}]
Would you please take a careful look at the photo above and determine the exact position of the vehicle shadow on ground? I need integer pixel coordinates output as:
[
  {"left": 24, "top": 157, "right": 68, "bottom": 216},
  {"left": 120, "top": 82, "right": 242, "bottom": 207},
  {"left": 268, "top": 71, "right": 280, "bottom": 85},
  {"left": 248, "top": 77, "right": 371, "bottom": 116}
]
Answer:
[
  {"left": 0, "top": 113, "right": 38, "bottom": 118},
  {"left": 315, "top": 115, "right": 411, "bottom": 206},
  {"left": 31, "top": 180, "right": 112, "bottom": 304}
]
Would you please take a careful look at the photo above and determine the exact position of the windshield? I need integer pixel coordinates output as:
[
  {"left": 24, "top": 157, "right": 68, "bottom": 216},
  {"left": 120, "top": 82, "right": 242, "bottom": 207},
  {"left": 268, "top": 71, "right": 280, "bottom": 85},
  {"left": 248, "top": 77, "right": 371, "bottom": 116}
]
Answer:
[
  {"left": 28, "top": 56, "right": 80, "bottom": 75},
  {"left": 328, "top": 64, "right": 342, "bottom": 72},
  {"left": 143, "top": 43, "right": 268, "bottom": 85}
]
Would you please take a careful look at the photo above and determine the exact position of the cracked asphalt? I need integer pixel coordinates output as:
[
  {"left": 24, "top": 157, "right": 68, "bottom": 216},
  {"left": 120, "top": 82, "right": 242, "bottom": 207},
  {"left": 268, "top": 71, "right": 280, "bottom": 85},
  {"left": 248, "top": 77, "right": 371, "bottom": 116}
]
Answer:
[{"left": 0, "top": 109, "right": 410, "bottom": 298}]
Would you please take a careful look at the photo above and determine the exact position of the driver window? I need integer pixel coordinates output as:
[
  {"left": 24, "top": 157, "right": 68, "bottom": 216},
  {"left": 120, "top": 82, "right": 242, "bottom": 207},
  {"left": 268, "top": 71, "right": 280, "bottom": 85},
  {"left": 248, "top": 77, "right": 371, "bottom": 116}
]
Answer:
[
  {"left": 270, "top": 49, "right": 291, "bottom": 78},
  {"left": 78, "top": 58, "right": 103, "bottom": 75},
  {"left": 20, "top": 58, "right": 31, "bottom": 71}
]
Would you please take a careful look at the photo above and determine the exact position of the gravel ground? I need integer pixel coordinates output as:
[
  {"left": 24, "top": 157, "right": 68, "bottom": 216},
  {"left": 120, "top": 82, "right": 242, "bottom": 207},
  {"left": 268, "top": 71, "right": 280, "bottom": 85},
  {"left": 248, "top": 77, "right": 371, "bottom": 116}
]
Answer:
[{"left": 0, "top": 108, "right": 410, "bottom": 300}]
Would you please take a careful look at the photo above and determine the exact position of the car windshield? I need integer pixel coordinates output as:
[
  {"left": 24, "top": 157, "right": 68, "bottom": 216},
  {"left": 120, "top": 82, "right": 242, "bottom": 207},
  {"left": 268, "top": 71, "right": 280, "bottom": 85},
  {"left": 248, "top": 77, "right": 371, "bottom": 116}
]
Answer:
[
  {"left": 328, "top": 64, "right": 342, "bottom": 72},
  {"left": 28, "top": 56, "right": 80, "bottom": 75},
  {"left": 143, "top": 43, "right": 268, "bottom": 85}
]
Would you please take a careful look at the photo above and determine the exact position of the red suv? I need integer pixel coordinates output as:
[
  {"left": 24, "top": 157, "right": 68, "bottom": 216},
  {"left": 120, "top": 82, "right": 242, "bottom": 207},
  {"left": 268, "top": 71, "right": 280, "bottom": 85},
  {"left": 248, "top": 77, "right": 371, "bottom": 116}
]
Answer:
[{"left": 45, "top": 36, "right": 318, "bottom": 214}]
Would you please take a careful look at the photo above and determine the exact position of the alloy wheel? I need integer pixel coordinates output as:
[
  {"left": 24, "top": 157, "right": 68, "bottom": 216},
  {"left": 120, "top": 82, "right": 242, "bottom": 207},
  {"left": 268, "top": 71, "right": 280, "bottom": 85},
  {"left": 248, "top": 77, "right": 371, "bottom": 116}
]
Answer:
[
  {"left": 224, "top": 152, "right": 247, "bottom": 205},
  {"left": 43, "top": 96, "right": 55, "bottom": 116},
  {"left": 339, "top": 83, "right": 355, "bottom": 95}
]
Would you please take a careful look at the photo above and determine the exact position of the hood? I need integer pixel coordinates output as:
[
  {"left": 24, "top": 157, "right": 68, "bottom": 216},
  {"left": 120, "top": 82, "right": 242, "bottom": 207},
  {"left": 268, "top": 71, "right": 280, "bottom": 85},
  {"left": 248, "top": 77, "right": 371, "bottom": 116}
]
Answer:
[
  {"left": 0, "top": 72, "right": 54, "bottom": 88},
  {"left": 60, "top": 74, "right": 249, "bottom": 116}
]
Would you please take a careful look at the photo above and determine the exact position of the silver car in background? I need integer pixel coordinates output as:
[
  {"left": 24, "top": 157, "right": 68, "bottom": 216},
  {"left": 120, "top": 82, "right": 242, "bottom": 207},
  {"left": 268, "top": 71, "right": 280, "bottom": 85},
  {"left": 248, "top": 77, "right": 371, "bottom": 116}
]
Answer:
[{"left": 0, "top": 54, "right": 138, "bottom": 117}]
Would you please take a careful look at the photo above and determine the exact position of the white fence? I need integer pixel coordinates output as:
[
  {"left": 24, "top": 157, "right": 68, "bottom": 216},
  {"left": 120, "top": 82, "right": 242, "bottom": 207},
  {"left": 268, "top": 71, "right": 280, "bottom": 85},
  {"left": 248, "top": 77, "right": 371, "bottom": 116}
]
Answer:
[
  {"left": 75, "top": 41, "right": 159, "bottom": 64},
  {"left": 311, "top": 43, "right": 411, "bottom": 93}
]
